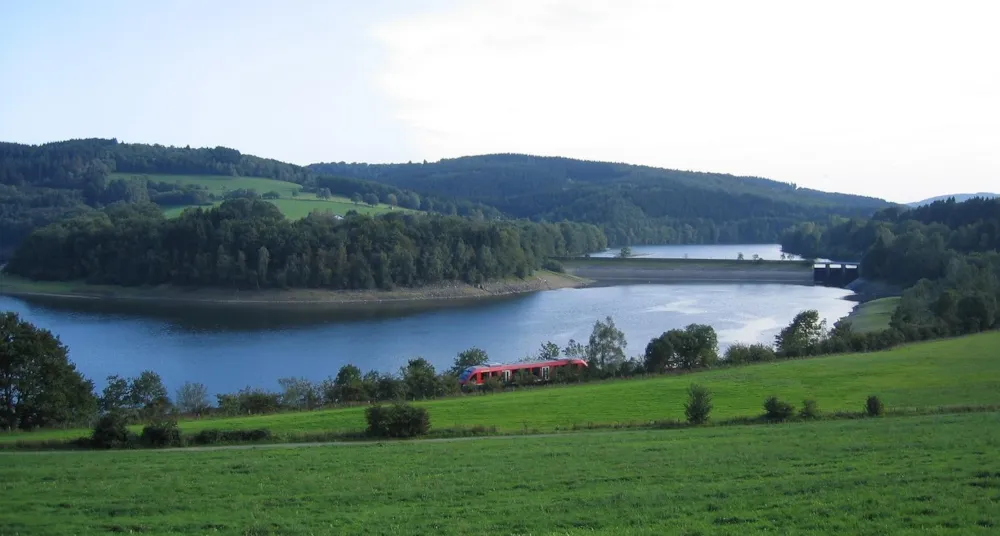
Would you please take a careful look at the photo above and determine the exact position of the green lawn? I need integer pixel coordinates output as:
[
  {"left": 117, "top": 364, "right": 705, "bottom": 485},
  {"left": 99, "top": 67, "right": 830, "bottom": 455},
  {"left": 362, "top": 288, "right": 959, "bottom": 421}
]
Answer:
[
  {"left": 846, "top": 297, "right": 901, "bottom": 333},
  {"left": 1, "top": 412, "right": 997, "bottom": 535},
  {"left": 4, "top": 332, "right": 999, "bottom": 444},
  {"left": 115, "top": 173, "right": 303, "bottom": 196},
  {"left": 115, "top": 173, "right": 408, "bottom": 219}
]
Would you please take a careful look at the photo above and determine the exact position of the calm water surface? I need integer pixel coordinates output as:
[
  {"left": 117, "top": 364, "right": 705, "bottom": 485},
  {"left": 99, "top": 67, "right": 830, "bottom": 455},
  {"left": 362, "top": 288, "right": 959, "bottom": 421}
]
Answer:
[
  {"left": 0, "top": 283, "right": 854, "bottom": 395},
  {"left": 592, "top": 243, "right": 805, "bottom": 260}
]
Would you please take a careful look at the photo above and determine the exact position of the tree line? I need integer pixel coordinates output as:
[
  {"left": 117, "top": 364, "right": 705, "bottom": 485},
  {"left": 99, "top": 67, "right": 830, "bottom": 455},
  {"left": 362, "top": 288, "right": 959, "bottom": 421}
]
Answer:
[
  {"left": 782, "top": 196, "right": 1000, "bottom": 340},
  {"left": 2, "top": 301, "right": 906, "bottom": 432},
  {"left": 309, "top": 154, "right": 892, "bottom": 245},
  {"left": 0, "top": 139, "right": 501, "bottom": 258},
  {"left": 6, "top": 199, "right": 606, "bottom": 289}
]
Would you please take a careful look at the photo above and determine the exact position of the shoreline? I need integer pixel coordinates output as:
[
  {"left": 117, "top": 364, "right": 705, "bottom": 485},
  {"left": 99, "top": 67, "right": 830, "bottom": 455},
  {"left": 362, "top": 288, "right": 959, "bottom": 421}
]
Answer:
[
  {"left": 0, "top": 258, "right": 852, "bottom": 309},
  {"left": 0, "top": 271, "right": 590, "bottom": 308}
]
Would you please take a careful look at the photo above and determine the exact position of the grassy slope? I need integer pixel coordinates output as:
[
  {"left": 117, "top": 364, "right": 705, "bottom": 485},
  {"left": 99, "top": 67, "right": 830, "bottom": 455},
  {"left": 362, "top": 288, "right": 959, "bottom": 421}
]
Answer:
[
  {"left": 846, "top": 297, "right": 901, "bottom": 333},
  {"left": 4, "top": 332, "right": 998, "bottom": 443},
  {"left": 1, "top": 412, "right": 998, "bottom": 535},
  {"left": 115, "top": 173, "right": 407, "bottom": 218}
]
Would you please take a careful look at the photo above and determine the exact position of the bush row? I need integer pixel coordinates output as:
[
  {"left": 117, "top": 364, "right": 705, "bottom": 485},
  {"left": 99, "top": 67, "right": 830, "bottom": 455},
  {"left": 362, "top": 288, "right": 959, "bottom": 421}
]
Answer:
[
  {"left": 86, "top": 413, "right": 276, "bottom": 449},
  {"left": 86, "top": 403, "right": 433, "bottom": 449},
  {"left": 683, "top": 387, "right": 886, "bottom": 425}
]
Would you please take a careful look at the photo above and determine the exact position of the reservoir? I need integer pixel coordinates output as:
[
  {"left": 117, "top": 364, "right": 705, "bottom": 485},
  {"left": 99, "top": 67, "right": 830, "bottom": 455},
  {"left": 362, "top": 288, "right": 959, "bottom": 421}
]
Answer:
[
  {"left": 0, "top": 282, "right": 854, "bottom": 396},
  {"left": 591, "top": 243, "right": 806, "bottom": 260}
]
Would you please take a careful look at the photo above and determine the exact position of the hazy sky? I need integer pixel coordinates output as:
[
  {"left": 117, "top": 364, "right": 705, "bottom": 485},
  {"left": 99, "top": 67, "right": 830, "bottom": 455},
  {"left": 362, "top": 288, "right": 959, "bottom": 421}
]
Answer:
[{"left": 2, "top": 0, "right": 997, "bottom": 203}]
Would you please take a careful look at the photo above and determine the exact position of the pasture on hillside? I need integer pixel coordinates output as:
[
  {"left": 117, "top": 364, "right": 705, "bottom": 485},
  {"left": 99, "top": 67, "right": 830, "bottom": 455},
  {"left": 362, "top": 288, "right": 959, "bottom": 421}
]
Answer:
[
  {"left": 113, "top": 173, "right": 405, "bottom": 218},
  {"left": 1, "top": 412, "right": 997, "bottom": 534},
  {"left": 845, "top": 296, "right": 901, "bottom": 333},
  {"left": 3, "top": 332, "right": 999, "bottom": 444}
]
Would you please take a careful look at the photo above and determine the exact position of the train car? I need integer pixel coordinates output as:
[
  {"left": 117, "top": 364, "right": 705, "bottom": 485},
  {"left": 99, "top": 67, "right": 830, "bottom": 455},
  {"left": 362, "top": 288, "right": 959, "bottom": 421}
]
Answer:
[{"left": 457, "top": 358, "right": 588, "bottom": 386}]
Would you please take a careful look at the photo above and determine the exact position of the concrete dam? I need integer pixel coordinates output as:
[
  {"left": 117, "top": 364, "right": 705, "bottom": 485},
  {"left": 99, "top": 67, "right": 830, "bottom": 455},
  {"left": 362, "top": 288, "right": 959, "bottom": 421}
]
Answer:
[{"left": 561, "top": 258, "right": 860, "bottom": 288}]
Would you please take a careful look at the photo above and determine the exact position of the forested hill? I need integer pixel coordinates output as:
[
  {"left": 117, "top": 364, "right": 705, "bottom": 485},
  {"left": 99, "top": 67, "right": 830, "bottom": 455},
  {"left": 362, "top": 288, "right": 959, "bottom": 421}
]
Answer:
[
  {"left": 0, "top": 139, "right": 501, "bottom": 257},
  {"left": 781, "top": 196, "right": 1000, "bottom": 286},
  {"left": 6, "top": 199, "right": 606, "bottom": 290},
  {"left": 908, "top": 193, "right": 998, "bottom": 207},
  {"left": 309, "top": 154, "right": 893, "bottom": 245},
  {"left": 781, "top": 196, "right": 1000, "bottom": 340}
]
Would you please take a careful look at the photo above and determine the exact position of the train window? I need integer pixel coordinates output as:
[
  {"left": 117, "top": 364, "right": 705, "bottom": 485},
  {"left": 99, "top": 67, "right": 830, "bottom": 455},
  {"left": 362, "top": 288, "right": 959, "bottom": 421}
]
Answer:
[{"left": 542, "top": 366, "right": 550, "bottom": 380}]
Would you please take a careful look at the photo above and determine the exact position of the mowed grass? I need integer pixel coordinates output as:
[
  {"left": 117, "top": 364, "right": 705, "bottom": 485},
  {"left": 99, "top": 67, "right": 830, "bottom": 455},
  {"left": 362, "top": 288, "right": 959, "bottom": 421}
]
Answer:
[
  {"left": 114, "top": 173, "right": 407, "bottom": 219},
  {"left": 4, "top": 332, "right": 999, "bottom": 444},
  {"left": 846, "top": 297, "right": 901, "bottom": 333},
  {"left": 1, "top": 412, "right": 999, "bottom": 535}
]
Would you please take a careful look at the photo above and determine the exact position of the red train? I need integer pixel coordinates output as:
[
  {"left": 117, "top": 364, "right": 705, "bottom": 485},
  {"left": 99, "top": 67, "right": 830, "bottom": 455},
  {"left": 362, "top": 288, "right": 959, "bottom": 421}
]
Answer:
[{"left": 457, "top": 358, "right": 588, "bottom": 386}]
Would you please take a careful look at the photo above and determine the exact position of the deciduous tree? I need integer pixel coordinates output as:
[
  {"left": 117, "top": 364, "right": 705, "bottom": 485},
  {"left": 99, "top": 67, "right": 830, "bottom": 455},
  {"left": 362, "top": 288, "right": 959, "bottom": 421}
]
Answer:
[
  {"left": 587, "top": 316, "right": 627, "bottom": 375},
  {"left": 450, "top": 347, "right": 489, "bottom": 376},
  {"left": 775, "top": 310, "right": 827, "bottom": 357},
  {"left": 174, "top": 382, "right": 210, "bottom": 414},
  {"left": 0, "top": 312, "right": 96, "bottom": 430}
]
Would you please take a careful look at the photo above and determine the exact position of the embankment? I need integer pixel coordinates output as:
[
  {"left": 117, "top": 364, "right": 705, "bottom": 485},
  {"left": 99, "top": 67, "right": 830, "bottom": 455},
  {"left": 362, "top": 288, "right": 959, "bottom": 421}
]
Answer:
[
  {"left": 0, "top": 270, "right": 588, "bottom": 308},
  {"left": 562, "top": 257, "right": 814, "bottom": 285}
]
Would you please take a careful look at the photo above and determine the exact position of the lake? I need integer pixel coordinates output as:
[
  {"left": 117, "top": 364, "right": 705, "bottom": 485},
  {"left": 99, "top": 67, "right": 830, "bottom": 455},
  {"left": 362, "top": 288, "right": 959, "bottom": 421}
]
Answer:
[
  {"left": 0, "top": 282, "right": 855, "bottom": 396},
  {"left": 591, "top": 243, "right": 804, "bottom": 260}
]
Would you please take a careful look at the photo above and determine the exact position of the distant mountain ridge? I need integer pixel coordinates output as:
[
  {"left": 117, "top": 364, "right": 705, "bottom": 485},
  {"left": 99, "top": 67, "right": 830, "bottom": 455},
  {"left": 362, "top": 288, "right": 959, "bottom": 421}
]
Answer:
[
  {"left": 908, "top": 193, "right": 998, "bottom": 207},
  {"left": 309, "top": 154, "right": 893, "bottom": 245}
]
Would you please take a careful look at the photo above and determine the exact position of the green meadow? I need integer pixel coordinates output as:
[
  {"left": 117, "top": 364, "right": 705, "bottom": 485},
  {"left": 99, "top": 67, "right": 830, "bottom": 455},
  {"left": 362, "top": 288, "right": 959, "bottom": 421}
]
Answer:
[
  {"left": 845, "top": 296, "right": 901, "bottom": 333},
  {"left": 1, "top": 412, "right": 998, "bottom": 535},
  {"left": 4, "top": 332, "right": 998, "bottom": 444},
  {"left": 113, "top": 173, "right": 407, "bottom": 219}
]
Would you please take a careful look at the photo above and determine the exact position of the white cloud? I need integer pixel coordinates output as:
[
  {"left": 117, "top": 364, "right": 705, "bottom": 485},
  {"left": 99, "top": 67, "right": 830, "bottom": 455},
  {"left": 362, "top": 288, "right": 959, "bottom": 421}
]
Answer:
[{"left": 372, "top": 0, "right": 1000, "bottom": 201}]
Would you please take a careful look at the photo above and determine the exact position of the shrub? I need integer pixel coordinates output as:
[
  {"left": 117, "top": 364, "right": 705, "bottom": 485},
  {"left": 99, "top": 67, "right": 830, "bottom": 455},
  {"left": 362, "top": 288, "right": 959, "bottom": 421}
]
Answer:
[
  {"left": 365, "top": 403, "right": 431, "bottom": 438},
  {"left": 480, "top": 376, "right": 504, "bottom": 393},
  {"left": 541, "top": 259, "right": 565, "bottom": 273},
  {"left": 684, "top": 384, "right": 713, "bottom": 425},
  {"left": 224, "top": 429, "right": 272, "bottom": 442},
  {"left": 191, "top": 428, "right": 273, "bottom": 445},
  {"left": 91, "top": 413, "right": 135, "bottom": 449},
  {"left": 724, "top": 343, "right": 777, "bottom": 365},
  {"left": 140, "top": 420, "right": 182, "bottom": 448},
  {"left": 799, "top": 399, "right": 820, "bottom": 419},
  {"left": 865, "top": 395, "right": 885, "bottom": 417},
  {"left": 763, "top": 396, "right": 795, "bottom": 422},
  {"left": 215, "top": 387, "right": 282, "bottom": 416},
  {"left": 192, "top": 429, "right": 223, "bottom": 445}
]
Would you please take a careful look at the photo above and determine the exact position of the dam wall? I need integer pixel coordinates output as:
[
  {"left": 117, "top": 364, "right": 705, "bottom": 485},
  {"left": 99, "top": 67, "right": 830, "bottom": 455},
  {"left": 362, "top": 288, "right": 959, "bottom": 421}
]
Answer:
[{"left": 562, "top": 258, "right": 815, "bottom": 286}]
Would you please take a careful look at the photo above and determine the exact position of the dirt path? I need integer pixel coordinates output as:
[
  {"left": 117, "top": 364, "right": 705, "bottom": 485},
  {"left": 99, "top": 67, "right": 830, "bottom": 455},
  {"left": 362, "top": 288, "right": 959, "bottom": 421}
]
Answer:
[
  {"left": 167, "top": 433, "right": 575, "bottom": 453},
  {"left": 0, "top": 432, "right": 596, "bottom": 455}
]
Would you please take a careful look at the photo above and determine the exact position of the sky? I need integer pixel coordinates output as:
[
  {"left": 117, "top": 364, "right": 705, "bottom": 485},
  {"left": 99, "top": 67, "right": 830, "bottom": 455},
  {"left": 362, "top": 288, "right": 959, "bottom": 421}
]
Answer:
[{"left": 2, "top": 0, "right": 998, "bottom": 203}]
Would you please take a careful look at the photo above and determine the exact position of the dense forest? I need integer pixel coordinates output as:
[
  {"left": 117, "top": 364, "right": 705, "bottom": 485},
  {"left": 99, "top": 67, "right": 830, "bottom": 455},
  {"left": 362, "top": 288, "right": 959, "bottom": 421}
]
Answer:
[
  {"left": 309, "top": 155, "right": 893, "bottom": 245},
  {"left": 6, "top": 199, "right": 606, "bottom": 290},
  {"left": 0, "top": 139, "right": 501, "bottom": 257},
  {"left": 781, "top": 197, "right": 1000, "bottom": 339}
]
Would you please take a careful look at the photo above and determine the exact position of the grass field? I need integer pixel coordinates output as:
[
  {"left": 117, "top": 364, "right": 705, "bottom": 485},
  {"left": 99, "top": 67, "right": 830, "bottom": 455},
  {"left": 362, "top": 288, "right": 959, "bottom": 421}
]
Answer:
[
  {"left": 4, "top": 332, "right": 998, "bottom": 444},
  {"left": 846, "top": 297, "right": 901, "bottom": 333},
  {"left": 113, "top": 173, "right": 407, "bottom": 219},
  {"left": 1, "top": 412, "right": 998, "bottom": 535}
]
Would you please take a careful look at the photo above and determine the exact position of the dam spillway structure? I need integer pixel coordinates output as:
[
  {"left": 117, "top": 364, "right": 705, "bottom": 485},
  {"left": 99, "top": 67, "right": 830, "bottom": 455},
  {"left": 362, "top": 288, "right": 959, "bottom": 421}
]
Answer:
[{"left": 813, "top": 262, "right": 860, "bottom": 287}]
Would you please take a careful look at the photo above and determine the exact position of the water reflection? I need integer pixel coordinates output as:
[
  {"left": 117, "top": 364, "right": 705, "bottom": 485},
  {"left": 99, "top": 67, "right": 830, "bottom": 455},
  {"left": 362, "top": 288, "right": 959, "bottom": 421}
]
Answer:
[{"left": 0, "top": 283, "right": 855, "bottom": 395}]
